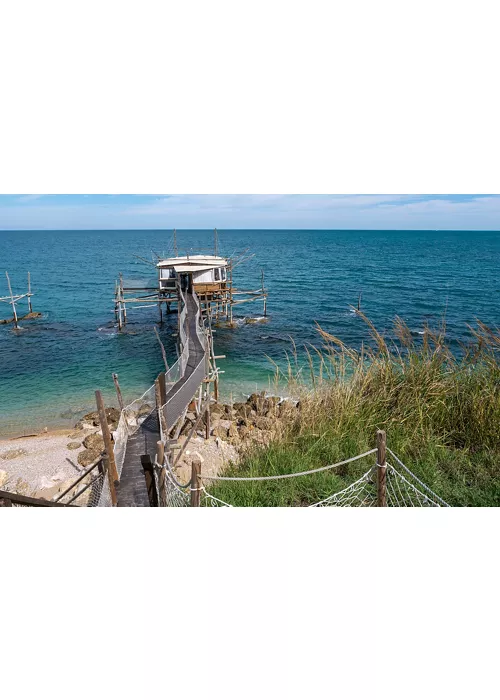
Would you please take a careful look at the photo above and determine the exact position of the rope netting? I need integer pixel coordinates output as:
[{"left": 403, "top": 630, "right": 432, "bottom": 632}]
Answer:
[{"left": 199, "top": 449, "right": 449, "bottom": 508}]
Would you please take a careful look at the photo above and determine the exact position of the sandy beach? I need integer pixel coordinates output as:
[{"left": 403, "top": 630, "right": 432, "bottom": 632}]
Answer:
[{"left": 0, "top": 429, "right": 89, "bottom": 499}]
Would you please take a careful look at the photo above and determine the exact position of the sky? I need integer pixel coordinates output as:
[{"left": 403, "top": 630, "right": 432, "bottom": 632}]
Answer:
[{"left": 0, "top": 194, "right": 499, "bottom": 230}]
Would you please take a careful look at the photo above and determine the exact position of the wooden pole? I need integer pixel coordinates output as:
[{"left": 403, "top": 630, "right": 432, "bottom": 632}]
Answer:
[
  {"left": 120, "top": 274, "right": 127, "bottom": 325},
  {"left": 190, "top": 456, "right": 202, "bottom": 507},
  {"left": 173, "top": 228, "right": 178, "bottom": 257},
  {"left": 377, "top": 429, "right": 387, "bottom": 507},
  {"left": 95, "top": 390, "right": 119, "bottom": 491},
  {"left": 155, "top": 377, "right": 168, "bottom": 438},
  {"left": 102, "top": 450, "right": 117, "bottom": 507},
  {"left": 156, "top": 440, "right": 166, "bottom": 507},
  {"left": 5, "top": 272, "right": 19, "bottom": 330},
  {"left": 112, "top": 373, "right": 124, "bottom": 410},
  {"left": 205, "top": 400, "right": 210, "bottom": 439},
  {"left": 27, "top": 272, "right": 33, "bottom": 313}
]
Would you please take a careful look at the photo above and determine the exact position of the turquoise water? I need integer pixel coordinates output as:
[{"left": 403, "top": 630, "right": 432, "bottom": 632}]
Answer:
[{"left": 1, "top": 229, "right": 499, "bottom": 435}]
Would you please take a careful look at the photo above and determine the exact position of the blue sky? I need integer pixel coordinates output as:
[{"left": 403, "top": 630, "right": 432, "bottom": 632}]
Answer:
[{"left": 0, "top": 194, "right": 499, "bottom": 230}]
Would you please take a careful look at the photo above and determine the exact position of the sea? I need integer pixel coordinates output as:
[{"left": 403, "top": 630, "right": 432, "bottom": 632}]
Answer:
[{"left": 1, "top": 229, "right": 499, "bottom": 436}]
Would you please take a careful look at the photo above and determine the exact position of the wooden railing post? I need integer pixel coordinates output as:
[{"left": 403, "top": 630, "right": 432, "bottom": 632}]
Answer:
[
  {"left": 155, "top": 377, "right": 168, "bottom": 438},
  {"left": 102, "top": 450, "right": 117, "bottom": 507},
  {"left": 205, "top": 401, "right": 210, "bottom": 440},
  {"left": 157, "top": 441, "right": 166, "bottom": 507},
  {"left": 190, "top": 457, "right": 202, "bottom": 507},
  {"left": 112, "top": 373, "right": 124, "bottom": 410},
  {"left": 377, "top": 429, "right": 387, "bottom": 507},
  {"left": 95, "top": 390, "right": 119, "bottom": 490}
]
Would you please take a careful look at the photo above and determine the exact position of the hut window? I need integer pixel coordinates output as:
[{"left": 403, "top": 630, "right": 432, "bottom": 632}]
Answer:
[{"left": 214, "top": 268, "right": 221, "bottom": 281}]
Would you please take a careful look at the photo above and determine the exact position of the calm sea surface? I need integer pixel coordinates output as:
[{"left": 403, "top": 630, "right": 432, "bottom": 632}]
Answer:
[{"left": 0, "top": 229, "right": 499, "bottom": 435}]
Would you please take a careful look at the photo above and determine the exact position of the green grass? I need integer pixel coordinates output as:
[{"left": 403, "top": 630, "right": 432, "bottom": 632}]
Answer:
[{"left": 205, "top": 313, "right": 500, "bottom": 507}]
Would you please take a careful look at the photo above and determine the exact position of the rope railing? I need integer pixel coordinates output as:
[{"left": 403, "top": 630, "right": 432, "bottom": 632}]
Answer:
[{"left": 200, "top": 449, "right": 378, "bottom": 482}]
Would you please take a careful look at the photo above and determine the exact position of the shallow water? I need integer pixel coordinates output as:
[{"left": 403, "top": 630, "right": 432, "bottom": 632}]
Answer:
[{"left": 1, "top": 229, "right": 499, "bottom": 435}]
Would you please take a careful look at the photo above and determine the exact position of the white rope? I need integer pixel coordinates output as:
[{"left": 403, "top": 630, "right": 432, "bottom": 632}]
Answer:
[
  {"left": 387, "top": 449, "right": 450, "bottom": 507},
  {"left": 386, "top": 463, "right": 448, "bottom": 507},
  {"left": 201, "top": 487, "right": 233, "bottom": 507},
  {"left": 201, "top": 449, "right": 377, "bottom": 482},
  {"left": 309, "top": 467, "right": 376, "bottom": 507}
]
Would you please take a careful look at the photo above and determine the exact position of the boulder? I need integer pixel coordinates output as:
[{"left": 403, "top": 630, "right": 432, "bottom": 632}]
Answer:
[
  {"left": 210, "top": 402, "right": 225, "bottom": 417},
  {"left": 78, "top": 447, "right": 102, "bottom": 467},
  {"left": 214, "top": 425, "right": 229, "bottom": 440},
  {"left": 15, "top": 478, "right": 31, "bottom": 495},
  {"left": 75, "top": 407, "right": 121, "bottom": 429},
  {"left": 0, "top": 469, "right": 9, "bottom": 489},
  {"left": 254, "top": 416, "right": 274, "bottom": 432},
  {"left": 67, "top": 442, "right": 81, "bottom": 450},
  {"left": 278, "top": 400, "right": 297, "bottom": 417},
  {"left": 83, "top": 433, "right": 105, "bottom": 451}
]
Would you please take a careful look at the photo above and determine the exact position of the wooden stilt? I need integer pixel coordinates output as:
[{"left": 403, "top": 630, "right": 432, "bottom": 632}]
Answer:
[
  {"left": 27, "top": 272, "right": 33, "bottom": 314},
  {"left": 112, "top": 373, "right": 124, "bottom": 410},
  {"left": 5, "top": 272, "right": 19, "bottom": 330}
]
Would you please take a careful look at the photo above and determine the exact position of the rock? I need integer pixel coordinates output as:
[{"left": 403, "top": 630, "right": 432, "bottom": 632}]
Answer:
[
  {"left": 238, "top": 425, "right": 251, "bottom": 440},
  {"left": 78, "top": 447, "right": 102, "bottom": 467},
  {"left": 218, "top": 419, "right": 233, "bottom": 431},
  {"left": 278, "top": 399, "right": 297, "bottom": 417},
  {"left": 214, "top": 425, "right": 229, "bottom": 439},
  {"left": 186, "top": 412, "right": 196, "bottom": 422},
  {"left": 0, "top": 469, "right": 9, "bottom": 489},
  {"left": 247, "top": 392, "right": 268, "bottom": 413},
  {"left": 68, "top": 431, "right": 84, "bottom": 440},
  {"left": 75, "top": 407, "right": 120, "bottom": 429},
  {"left": 1, "top": 448, "right": 27, "bottom": 461},
  {"left": 254, "top": 416, "right": 274, "bottom": 431},
  {"left": 210, "top": 402, "right": 225, "bottom": 417},
  {"left": 51, "top": 470, "right": 67, "bottom": 483},
  {"left": 67, "top": 442, "right": 82, "bottom": 450},
  {"left": 15, "top": 478, "right": 31, "bottom": 495},
  {"left": 39, "top": 475, "right": 57, "bottom": 490},
  {"left": 83, "top": 433, "right": 105, "bottom": 451}
]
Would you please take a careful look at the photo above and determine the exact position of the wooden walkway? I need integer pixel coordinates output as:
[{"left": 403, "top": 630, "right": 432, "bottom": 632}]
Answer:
[
  {"left": 116, "top": 410, "right": 160, "bottom": 507},
  {"left": 116, "top": 287, "right": 206, "bottom": 507}
]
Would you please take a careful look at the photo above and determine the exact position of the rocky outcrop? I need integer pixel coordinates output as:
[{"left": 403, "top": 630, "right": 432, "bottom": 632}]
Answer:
[
  {"left": 172, "top": 391, "right": 298, "bottom": 453},
  {"left": 74, "top": 407, "right": 120, "bottom": 431}
]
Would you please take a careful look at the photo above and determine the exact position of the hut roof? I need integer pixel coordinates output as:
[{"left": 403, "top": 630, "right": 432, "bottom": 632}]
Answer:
[{"left": 157, "top": 255, "right": 227, "bottom": 269}]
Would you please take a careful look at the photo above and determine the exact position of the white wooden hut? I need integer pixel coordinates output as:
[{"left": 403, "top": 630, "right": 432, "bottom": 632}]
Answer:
[{"left": 157, "top": 255, "right": 228, "bottom": 295}]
